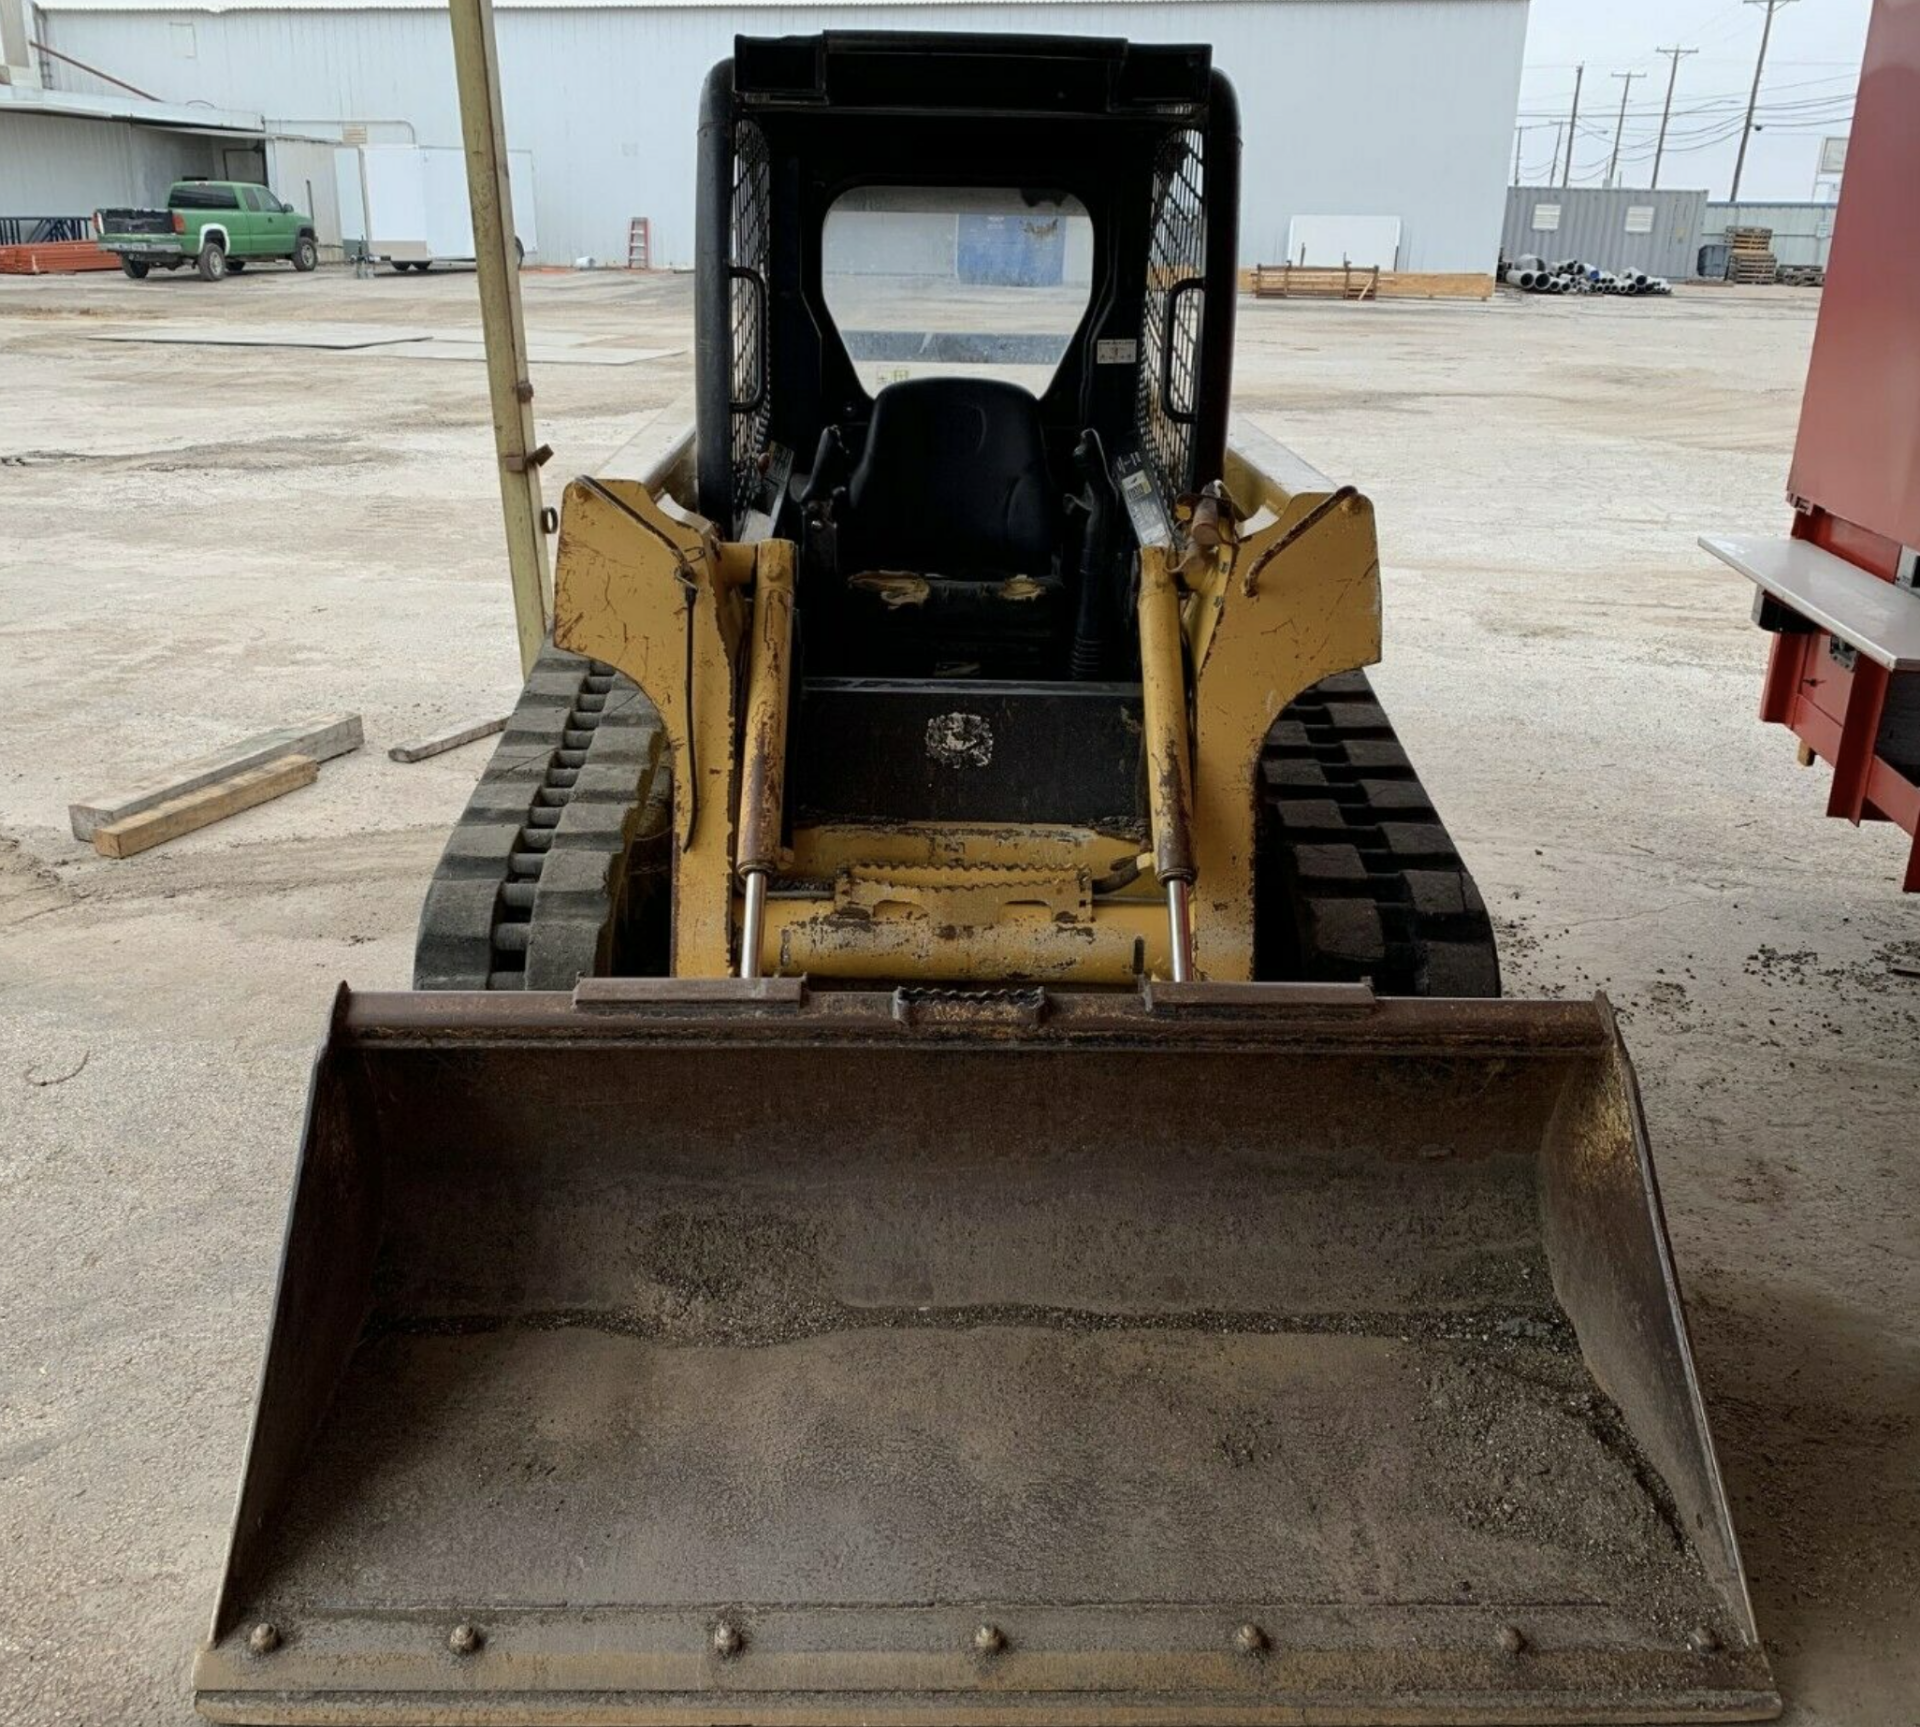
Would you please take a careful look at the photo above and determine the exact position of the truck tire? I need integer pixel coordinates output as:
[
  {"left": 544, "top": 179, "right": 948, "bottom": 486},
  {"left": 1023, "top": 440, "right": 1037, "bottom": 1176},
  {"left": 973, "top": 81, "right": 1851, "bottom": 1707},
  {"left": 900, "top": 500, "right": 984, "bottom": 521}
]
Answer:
[
  {"left": 197, "top": 241, "right": 228, "bottom": 282},
  {"left": 292, "top": 236, "right": 318, "bottom": 273},
  {"left": 1256, "top": 671, "right": 1502, "bottom": 998},
  {"left": 120, "top": 258, "right": 149, "bottom": 280}
]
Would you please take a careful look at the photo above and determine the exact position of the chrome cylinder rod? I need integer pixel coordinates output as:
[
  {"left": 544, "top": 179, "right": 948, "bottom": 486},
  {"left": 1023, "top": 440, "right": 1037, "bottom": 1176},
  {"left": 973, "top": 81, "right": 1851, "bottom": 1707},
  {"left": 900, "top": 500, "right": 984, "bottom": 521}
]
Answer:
[
  {"left": 1166, "top": 877, "right": 1194, "bottom": 983},
  {"left": 739, "top": 869, "right": 769, "bottom": 980}
]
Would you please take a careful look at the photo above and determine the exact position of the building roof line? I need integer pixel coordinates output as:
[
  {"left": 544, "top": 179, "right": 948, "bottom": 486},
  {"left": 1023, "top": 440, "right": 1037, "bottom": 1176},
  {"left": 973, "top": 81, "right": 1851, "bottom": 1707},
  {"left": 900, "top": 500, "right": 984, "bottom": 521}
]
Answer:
[
  {"left": 38, "top": 0, "right": 1525, "bottom": 11},
  {"left": 0, "top": 80, "right": 265, "bottom": 130}
]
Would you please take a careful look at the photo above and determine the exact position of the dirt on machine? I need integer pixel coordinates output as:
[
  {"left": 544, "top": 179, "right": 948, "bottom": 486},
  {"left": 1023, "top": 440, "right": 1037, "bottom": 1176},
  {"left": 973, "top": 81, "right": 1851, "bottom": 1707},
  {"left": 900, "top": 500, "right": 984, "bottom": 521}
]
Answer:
[{"left": 192, "top": 33, "right": 1778, "bottom": 1727}]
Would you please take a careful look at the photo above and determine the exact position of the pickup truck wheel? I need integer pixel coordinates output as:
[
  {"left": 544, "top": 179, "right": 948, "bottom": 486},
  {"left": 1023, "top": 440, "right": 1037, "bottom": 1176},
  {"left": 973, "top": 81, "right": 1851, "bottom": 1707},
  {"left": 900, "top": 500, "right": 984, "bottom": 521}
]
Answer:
[
  {"left": 292, "top": 236, "right": 318, "bottom": 273},
  {"left": 198, "top": 240, "right": 228, "bottom": 282},
  {"left": 120, "top": 258, "right": 150, "bottom": 280}
]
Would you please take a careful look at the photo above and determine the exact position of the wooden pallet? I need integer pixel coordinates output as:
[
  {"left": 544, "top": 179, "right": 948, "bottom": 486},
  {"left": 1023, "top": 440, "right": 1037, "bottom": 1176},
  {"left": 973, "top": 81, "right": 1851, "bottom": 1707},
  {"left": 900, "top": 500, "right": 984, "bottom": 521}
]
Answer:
[
  {"left": 1251, "top": 262, "right": 1380, "bottom": 302},
  {"left": 1724, "top": 226, "right": 1779, "bottom": 285}
]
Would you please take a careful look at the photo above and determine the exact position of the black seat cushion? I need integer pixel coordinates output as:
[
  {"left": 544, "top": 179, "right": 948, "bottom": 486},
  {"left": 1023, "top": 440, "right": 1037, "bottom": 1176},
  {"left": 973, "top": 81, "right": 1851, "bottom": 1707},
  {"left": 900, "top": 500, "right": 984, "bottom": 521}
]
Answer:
[{"left": 837, "top": 378, "right": 1061, "bottom": 580}]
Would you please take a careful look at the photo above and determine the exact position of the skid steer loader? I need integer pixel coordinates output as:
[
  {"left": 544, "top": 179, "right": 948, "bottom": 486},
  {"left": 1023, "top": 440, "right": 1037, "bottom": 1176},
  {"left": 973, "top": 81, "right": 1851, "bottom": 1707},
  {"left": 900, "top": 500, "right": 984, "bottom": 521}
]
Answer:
[{"left": 194, "top": 34, "right": 1777, "bottom": 1726}]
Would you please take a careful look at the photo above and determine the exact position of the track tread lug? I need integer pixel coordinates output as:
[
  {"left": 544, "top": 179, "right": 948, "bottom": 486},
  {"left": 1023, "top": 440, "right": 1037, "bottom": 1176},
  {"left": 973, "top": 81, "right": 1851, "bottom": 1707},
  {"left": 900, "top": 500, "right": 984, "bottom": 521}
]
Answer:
[
  {"left": 414, "top": 642, "right": 668, "bottom": 989},
  {"left": 1256, "top": 671, "right": 1501, "bottom": 998}
]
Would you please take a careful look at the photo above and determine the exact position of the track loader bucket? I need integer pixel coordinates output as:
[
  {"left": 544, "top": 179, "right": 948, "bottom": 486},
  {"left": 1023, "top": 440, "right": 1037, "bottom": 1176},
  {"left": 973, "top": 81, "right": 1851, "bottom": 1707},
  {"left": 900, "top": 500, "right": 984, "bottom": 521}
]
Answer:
[{"left": 195, "top": 982, "right": 1776, "bottom": 1726}]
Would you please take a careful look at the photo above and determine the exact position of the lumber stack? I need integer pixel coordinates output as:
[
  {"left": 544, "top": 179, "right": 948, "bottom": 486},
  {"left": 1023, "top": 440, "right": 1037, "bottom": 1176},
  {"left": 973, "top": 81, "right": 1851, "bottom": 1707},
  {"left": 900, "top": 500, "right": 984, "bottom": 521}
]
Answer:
[
  {"left": 1725, "top": 227, "right": 1779, "bottom": 286},
  {"left": 1251, "top": 262, "right": 1380, "bottom": 302}
]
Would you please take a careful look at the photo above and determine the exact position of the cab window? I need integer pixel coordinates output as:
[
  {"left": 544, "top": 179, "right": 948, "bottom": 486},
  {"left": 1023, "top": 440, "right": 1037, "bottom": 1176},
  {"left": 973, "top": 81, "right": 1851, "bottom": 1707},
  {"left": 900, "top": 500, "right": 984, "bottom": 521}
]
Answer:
[
  {"left": 821, "top": 187, "right": 1093, "bottom": 397},
  {"left": 170, "top": 183, "right": 239, "bottom": 211}
]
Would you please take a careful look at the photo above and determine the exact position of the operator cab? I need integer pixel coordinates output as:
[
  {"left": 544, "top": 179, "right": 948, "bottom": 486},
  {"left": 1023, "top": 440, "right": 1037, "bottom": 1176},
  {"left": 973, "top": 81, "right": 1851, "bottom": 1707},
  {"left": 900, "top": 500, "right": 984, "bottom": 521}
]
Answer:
[{"left": 694, "top": 32, "right": 1240, "bottom": 686}]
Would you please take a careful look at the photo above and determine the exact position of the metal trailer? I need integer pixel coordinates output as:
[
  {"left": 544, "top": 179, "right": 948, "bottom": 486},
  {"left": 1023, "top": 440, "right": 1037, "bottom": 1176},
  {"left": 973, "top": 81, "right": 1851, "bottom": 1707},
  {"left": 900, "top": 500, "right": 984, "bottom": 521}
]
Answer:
[
  {"left": 334, "top": 142, "right": 538, "bottom": 271},
  {"left": 1702, "top": 0, "right": 1920, "bottom": 892}
]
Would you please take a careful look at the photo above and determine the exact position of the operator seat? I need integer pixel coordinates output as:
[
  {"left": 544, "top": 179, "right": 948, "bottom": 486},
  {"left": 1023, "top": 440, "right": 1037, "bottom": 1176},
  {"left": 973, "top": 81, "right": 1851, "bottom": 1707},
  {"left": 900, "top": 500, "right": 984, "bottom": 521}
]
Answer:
[{"left": 837, "top": 377, "right": 1062, "bottom": 580}]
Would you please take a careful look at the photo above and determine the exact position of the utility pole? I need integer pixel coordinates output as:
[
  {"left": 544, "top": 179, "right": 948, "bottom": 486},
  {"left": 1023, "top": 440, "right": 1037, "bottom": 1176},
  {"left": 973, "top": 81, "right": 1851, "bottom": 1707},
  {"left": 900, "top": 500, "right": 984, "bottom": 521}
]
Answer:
[
  {"left": 1607, "top": 71, "right": 1644, "bottom": 188},
  {"left": 1512, "top": 124, "right": 1556, "bottom": 185},
  {"left": 1651, "top": 46, "right": 1698, "bottom": 189},
  {"left": 1561, "top": 63, "right": 1584, "bottom": 186},
  {"left": 1732, "top": 0, "right": 1797, "bottom": 203}
]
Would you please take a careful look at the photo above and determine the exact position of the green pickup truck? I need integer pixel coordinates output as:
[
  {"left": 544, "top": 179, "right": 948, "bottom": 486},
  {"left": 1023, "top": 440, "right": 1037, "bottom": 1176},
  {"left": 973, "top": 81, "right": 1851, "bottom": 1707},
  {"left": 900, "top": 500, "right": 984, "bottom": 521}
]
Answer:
[{"left": 95, "top": 181, "right": 319, "bottom": 282}]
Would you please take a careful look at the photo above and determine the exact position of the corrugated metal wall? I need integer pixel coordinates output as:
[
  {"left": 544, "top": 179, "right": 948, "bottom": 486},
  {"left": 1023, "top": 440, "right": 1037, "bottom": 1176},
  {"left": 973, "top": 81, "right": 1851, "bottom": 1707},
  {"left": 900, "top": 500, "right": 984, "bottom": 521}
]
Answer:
[
  {"left": 1502, "top": 186, "right": 1705, "bottom": 281},
  {"left": 1704, "top": 202, "right": 1839, "bottom": 269},
  {"left": 38, "top": 1, "right": 1528, "bottom": 272},
  {"left": 0, "top": 110, "right": 228, "bottom": 216}
]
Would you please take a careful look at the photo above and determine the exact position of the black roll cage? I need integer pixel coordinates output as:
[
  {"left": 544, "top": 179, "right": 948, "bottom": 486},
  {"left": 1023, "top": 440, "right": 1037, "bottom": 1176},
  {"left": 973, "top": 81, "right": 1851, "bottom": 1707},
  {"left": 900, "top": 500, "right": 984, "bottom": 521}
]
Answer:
[{"left": 694, "top": 31, "right": 1241, "bottom": 538}]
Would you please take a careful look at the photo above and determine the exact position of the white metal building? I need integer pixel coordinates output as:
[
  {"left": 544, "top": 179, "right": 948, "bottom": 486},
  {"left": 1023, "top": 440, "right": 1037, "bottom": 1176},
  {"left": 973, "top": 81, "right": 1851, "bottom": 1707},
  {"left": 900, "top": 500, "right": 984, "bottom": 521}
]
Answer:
[
  {"left": 0, "top": 92, "right": 266, "bottom": 215},
  {"left": 21, "top": 0, "right": 1529, "bottom": 284}
]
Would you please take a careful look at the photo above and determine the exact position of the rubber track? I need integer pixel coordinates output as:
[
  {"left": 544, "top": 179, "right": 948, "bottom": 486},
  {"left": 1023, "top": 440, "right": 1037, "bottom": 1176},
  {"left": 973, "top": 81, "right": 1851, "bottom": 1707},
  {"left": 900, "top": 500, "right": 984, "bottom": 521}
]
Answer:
[
  {"left": 1256, "top": 671, "right": 1501, "bottom": 997},
  {"left": 413, "top": 643, "right": 667, "bottom": 990},
  {"left": 415, "top": 657, "right": 1494, "bottom": 997}
]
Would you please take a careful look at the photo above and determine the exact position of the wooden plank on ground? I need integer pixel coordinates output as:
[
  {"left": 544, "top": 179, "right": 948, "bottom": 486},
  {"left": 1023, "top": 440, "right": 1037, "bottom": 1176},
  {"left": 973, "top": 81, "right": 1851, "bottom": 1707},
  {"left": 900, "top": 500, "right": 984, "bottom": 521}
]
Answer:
[
  {"left": 1239, "top": 269, "right": 1494, "bottom": 301},
  {"left": 69, "top": 714, "right": 361, "bottom": 840},
  {"left": 92, "top": 757, "right": 318, "bottom": 859},
  {"left": 388, "top": 714, "right": 510, "bottom": 763}
]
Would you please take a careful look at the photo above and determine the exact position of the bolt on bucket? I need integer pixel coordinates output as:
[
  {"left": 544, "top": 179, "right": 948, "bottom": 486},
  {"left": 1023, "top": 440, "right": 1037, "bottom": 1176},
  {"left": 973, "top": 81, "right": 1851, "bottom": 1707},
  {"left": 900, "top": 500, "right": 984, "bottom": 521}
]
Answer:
[{"left": 194, "top": 982, "right": 1777, "bottom": 1726}]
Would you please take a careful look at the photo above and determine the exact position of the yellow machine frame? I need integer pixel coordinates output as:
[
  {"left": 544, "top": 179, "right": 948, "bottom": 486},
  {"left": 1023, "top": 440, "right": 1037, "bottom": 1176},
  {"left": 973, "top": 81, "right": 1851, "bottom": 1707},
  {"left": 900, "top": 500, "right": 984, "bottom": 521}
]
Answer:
[{"left": 552, "top": 429, "right": 1381, "bottom": 985}]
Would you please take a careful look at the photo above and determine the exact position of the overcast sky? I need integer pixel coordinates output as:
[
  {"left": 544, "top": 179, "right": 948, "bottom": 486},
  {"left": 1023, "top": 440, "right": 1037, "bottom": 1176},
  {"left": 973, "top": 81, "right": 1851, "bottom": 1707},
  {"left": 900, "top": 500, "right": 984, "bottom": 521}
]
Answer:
[{"left": 1515, "top": 0, "right": 1871, "bottom": 202}]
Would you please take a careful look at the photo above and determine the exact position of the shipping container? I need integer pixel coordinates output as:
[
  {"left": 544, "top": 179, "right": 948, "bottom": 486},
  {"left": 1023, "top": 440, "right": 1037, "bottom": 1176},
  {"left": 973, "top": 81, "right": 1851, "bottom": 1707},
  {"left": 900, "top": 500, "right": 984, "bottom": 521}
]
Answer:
[
  {"left": 1502, "top": 185, "right": 1707, "bottom": 283},
  {"left": 1704, "top": 201, "right": 1839, "bottom": 270}
]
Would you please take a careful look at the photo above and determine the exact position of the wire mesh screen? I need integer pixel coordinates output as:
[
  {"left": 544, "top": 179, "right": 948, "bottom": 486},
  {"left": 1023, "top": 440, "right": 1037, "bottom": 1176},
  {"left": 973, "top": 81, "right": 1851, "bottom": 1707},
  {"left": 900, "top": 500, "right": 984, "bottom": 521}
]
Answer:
[
  {"left": 1137, "top": 128, "right": 1206, "bottom": 517},
  {"left": 730, "top": 120, "right": 772, "bottom": 528}
]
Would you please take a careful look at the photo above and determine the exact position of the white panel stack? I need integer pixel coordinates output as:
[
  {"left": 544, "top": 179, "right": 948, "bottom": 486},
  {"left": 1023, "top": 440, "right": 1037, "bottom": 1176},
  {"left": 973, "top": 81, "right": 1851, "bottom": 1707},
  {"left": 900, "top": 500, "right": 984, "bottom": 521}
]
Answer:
[{"left": 1285, "top": 215, "right": 1403, "bottom": 271}]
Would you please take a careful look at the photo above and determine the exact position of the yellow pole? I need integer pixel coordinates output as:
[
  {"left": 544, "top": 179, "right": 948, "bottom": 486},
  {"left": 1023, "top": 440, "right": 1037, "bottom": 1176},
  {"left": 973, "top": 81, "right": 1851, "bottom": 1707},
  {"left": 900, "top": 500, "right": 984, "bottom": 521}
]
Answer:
[{"left": 448, "top": 0, "right": 550, "bottom": 676}]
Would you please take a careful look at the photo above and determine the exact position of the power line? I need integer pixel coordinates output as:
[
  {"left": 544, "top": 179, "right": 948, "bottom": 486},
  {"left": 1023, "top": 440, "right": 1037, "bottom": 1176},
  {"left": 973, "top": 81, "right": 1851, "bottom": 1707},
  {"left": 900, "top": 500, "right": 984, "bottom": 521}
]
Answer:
[
  {"left": 1593, "top": 99, "right": 1851, "bottom": 172},
  {"left": 1651, "top": 48, "right": 1699, "bottom": 188},
  {"left": 1731, "top": 0, "right": 1798, "bottom": 201},
  {"left": 1514, "top": 82, "right": 1857, "bottom": 123},
  {"left": 1515, "top": 69, "right": 1854, "bottom": 117},
  {"left": 1608, "top": 71, "right": 1645, "bottom": 187}
]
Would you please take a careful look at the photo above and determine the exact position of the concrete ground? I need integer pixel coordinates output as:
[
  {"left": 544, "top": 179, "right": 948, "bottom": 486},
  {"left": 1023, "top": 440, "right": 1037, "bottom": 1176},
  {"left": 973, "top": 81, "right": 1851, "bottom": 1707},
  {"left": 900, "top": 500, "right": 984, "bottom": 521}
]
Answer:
[{"left": 1, "top": 267, "right": 1914, "bottom": 1725}]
